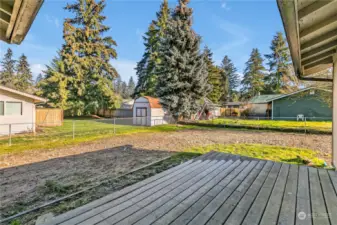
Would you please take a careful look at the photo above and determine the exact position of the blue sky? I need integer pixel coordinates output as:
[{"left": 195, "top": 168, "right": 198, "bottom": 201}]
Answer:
[{"left": 0, "top": 0, "right": 285, "bottom": 82}]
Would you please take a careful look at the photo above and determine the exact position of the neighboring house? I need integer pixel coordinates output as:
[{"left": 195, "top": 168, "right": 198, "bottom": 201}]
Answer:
[
  {"left": 133, "top": 96, "right": 173, "bottom": 126},
  {"left": 248, "top": 88, "right": 332, "bottom": 120},
  {"left": 223, "top": 102, "right": 244, "bottom": 109},
  {"left": 121, "top": 99, "right": 134, "bottom": 109},
  {"left": 0, "top": 85, "right": 47, "bottom": 135}
]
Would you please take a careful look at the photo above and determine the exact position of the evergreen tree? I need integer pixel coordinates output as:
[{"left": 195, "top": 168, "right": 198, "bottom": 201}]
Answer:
[
  {"left": 241, "top": 48, "right": 266, "bottom": 100},
  {"left": 220, "top": 55, "right": 240, "bottom": 102},
  {"left": 35, "top": 73, "right": 43, "bottom": 86},
  {"left": 61, "top": 0, "right": 119, "bottom": 115},
  {"left": 0, "top": 48, "right": 16, "bottom": 87},
  {"left": 15, "top": 54, "right": 33, "bottom": 91},
  {"left": 156, "top": 0, "right": 210, "bottom": 119},
  {"left": 204, "top": 47, "right": 222, "bottom": 103},
  {"left": 127, "top": 76, "right": 135, "bottom": 98},
  {"left": 120, "top": 81, "right": 128, "bottom": 99},
  {"left": 114, "top": 76, "right": 122, "bottom": 94},
  {"left": 264, "top": 32, "right": 291, "bottom": 93},
  {"left": 134, "top": 0, "right": 169, "bottom": 97},
  {"left": 36, "top": 55, "right": 69, "bottom": 109}
]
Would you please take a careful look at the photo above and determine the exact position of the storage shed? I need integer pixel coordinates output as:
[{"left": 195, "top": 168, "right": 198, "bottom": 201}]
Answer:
[{"left": 133, "top": 96, "right": 172, "bottom": 126}]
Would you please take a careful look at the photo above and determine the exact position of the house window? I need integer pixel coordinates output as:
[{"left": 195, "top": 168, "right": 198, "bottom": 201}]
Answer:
[
  {"left": 136, "top": 108, "right": 147, "bottom": 117},
  {"left": 5, "top": 102, "right": 22, "bottom": 116},
  {"left": 0, "top": 101, "right": 3, "bottom": 115}
]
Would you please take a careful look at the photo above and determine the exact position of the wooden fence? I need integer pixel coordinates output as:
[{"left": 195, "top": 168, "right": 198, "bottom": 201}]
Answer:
[
  {"left": 36, "top": 108, "right": 63, "bottom": 126},
  {"left": 97, "top": 109, "right": 133, "bottom": 118}
]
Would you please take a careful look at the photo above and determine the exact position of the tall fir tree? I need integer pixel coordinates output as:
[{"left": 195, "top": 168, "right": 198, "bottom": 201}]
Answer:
[
  {"left": 120, "top": 81, "right": 128, "bottom": 99},
  {"left": 241, "top": 48, "right": 266, "bottom": 100},
  {"left": 15, "top": 54, "right": 33, "bottom": 91},
  {"left": 156, "top": 0, "right": 210, "bottom": 119},
  {"left": 134, "top": 0, "right": 169, "bottom": 97},
  {"left": 127, "top": 76, "right": 135, "bottom": 98},
  {"left": 204, "top": 47, "right": 222, "bottom": 103},
  {"left": 36, "top": 54, "right": 69, "bottom": 109},
  {"left": 61, "top": 0, "right": 119, "bottom": 115},
  {"left": 35, "top": 73, "right": 43, "bottom": 86},
  {"left": 220, "top": 56, "right": 240, "bottom": 102},
  {"left": 264, "top": 32, "right": 292, "bottom": 93},
  {"left": 0, "top": 48, "right": 16, "bottom": 87}
]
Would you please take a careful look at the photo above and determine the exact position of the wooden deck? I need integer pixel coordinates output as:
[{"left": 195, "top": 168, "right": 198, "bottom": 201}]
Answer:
[{"left": 45, "top": 152, "right": 337, "bottom": 225}]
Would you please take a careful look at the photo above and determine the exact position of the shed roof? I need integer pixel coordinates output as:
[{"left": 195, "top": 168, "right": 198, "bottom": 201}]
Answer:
[
  {"left": 143, "top": 96, "right": 162, "bottom": 108},
  {"left": 0, "top": 85, "right": 47, "bottom": 103},
  {"left": 277, "top": 0, "right": 337, "bottom": 81}
]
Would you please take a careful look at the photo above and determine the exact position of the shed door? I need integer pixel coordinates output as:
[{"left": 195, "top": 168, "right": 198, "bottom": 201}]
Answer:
[{"left": 136, "top": 107, "right": 147, "bottom": 125}]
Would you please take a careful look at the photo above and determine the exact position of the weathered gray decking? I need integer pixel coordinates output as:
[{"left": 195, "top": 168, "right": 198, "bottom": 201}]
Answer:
[{"left": 45, "top": 152, "right": 337, "bottom": 225}]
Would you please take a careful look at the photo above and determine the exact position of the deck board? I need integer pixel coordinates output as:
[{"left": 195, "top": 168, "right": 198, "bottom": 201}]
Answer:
[{"left": 43, "top": 152, "right": 337, "bottom": 225}]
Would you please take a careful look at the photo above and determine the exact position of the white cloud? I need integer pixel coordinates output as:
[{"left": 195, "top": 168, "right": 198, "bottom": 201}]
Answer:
[
  {"left": 221, "top": 1, "right": 230, "bottom": 11},
  {"left": 110, "top": 59, "right": 137, "bottom": 82},
  {"left": 45, "top": 14, "right": 60, "bottom": 28},
  {"left": 31, "top": 64, "right": 46, "bottom": 79}
]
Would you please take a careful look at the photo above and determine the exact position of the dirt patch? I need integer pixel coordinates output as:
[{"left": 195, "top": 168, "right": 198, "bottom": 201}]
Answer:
[
  {"left": 1, "top": 128, "right": 331, "bottom": 169},
  {"left": 0, "top": 128, "right": 332, "bottom": 222}
]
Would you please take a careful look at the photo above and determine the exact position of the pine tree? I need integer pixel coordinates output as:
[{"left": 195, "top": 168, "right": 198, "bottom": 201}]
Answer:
[
  {"left": 61, "top": 0, "right": 119, "bottom": 115},
  {"left": 114, "top": 76, "right": 122, "bottom": 94},
  {"left": 35, "top": 73, "right": 43, "bottom": 86},
  {"left": 241, "top": 48, "right": 266, "bottom": 100},
  {"left": 156, "top": 0, "right": 210, "bottom": 119},
  {"left": 264, "top": 32, "right": 291, "bottom": 93},
  {"left": 204, "top": 47, "right": 222, "bottom": 103},
  {"left": 127, "top": 76, "right": 135, "bottom": 98},
  {"left": 220, "top": 56, "right": 240, "bottom": 102},
  {"left": 120, "top": 81, "right": 128, "bottom": 99},
  {"left": 36, "top": 55, "right": 69, "bottom": 109},
  {"left": 0, "top": 48, "right": 16, "bottom": 87},
  {"left": 15, "top": 54, "right": 33, "bottom": 91},
  {"left": 134, "top": 0, "right": 169, "bottom": 97}
]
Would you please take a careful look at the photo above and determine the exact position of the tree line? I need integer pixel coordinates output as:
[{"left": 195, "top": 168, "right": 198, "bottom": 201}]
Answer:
[
  {"left": 0, "top": 48, "right": 34, "bottom": 92},
  {"left": 0, "top": 0, "right": 307, "bottom": 119}
]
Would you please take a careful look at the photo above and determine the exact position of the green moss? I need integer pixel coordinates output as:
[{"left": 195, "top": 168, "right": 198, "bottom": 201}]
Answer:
[{"left": 185, "top": 144, "right": 326, "bottom": 167}]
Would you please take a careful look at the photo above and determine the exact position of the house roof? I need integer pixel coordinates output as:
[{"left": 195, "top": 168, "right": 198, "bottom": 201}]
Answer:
[
  {"left": 143, "top": 96, "right": 162, "bottom": 108},
  {"left": 0, "top": 0, "right": 44, "bottom": 44},
  {"left": 277, "top": 0, "right": 337, "bottom": 81},
  {"left": 249, "top": 94, "right": 284, "bottom": 104},
  {"left": 224, "top": 102, "right": 243, "bottom": 106},
  {"left": 249, "top": 87, "right": 331, "bottom": 104},
  {"left": 0, "top": 85, "right": 47, "bottom": 103}
]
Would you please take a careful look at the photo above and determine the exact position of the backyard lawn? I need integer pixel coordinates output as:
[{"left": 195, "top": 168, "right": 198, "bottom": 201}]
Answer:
[
  {"left": 0, "top": 119, "right": 196, "bottom": 155},
  {"left": 186, "top": 143, "right": 327, "bottom": 167},
  {"left": 199, "top": 118, "right": 332, "bottom": 132}
]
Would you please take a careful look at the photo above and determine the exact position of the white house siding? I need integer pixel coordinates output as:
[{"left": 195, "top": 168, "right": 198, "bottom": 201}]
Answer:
[
  {"left": 0, "top": 89, "right": 36, "bottom": 135},
  {"left": 151, "top": 108, "right": 170, "bottom": 126}
]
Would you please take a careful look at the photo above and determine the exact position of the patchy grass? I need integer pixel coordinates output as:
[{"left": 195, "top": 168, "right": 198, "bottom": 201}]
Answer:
[
  {"left": 2, "top": 152, "right": 199, "bottom": 225},
  {"left": 199, "top": 118, "right": 332, "bottom": 132},
  {"left": 185, "top": 143, "right": 326, "bottom": 167},
  {"left": 0, "top": 119, "right": 199, "bottom": 155}
]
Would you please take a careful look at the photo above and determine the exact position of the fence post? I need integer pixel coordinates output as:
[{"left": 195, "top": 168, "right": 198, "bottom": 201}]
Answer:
[
  {"left": 258, "top": 117, "right": 260, "bottom": 130},
  {"left": 72, "top": 120, "right": 75, "bottom": 140},
  {"left": 8, "top": 124, "right": 11, "bottom": 146},
  {"left": 304, "top": 117, "right": 307, "bottom": 134},
  {"left": 114, "top": 118, "right": 116, "bottom": 134}
]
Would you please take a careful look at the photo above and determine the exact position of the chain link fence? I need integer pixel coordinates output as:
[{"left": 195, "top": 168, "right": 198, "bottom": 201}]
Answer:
[
  {"left": 0, "top": 116, "right": 176, "bottom": 148},
  {"left": 184, "top": 116, "right": 332, "bottom": 134}
]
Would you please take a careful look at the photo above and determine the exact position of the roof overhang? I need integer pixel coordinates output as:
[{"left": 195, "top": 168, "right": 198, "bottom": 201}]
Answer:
[
  {"left": 0, "top": 0, "right": 44, "bottom": 44},
  {"left": 0, "top": 85, "right": 47, "bottom": 103},
  {"left": 277, "top": 0, "right": 337, "bottom": 81}
]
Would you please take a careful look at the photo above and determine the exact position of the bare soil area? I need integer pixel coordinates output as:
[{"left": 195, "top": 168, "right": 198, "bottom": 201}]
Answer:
[{"left": 0, "top": 128, "right": 331, "bottom": 221}]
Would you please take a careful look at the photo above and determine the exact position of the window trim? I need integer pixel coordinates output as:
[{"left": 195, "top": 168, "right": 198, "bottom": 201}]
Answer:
[
  {"left": 0, "top": 101, "right": 4, "bottom": 116},
  {"left": 136, "top": 107, "right": 147, "bottom": 117},
  {"left": 4, "top": 101, "right": 23, "bottom": 116}
]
